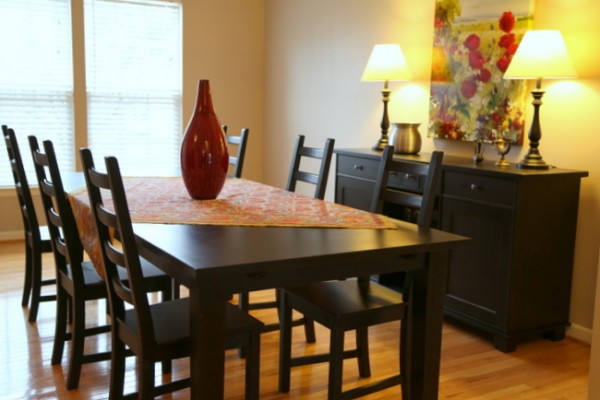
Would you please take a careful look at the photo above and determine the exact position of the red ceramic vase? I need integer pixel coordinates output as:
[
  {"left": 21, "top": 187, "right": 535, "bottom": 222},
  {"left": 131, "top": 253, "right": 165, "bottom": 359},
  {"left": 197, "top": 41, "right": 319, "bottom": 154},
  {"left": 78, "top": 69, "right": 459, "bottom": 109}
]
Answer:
[{"left": 180, "top": 80, "right": 229, "bottom": 199}]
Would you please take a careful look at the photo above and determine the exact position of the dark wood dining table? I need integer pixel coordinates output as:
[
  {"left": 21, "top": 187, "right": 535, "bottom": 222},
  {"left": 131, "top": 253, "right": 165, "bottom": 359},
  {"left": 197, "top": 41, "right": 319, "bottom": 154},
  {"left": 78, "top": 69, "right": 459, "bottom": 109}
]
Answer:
[{"left": 65, "top": 174, "right": 469, "bottom": 399}]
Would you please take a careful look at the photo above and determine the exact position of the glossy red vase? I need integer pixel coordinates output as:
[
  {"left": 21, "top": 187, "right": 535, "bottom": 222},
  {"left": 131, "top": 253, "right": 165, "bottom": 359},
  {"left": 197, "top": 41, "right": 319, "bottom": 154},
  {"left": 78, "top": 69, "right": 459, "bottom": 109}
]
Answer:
[{"left": 180, "top": 80, "right": 229, "bottom": 199}]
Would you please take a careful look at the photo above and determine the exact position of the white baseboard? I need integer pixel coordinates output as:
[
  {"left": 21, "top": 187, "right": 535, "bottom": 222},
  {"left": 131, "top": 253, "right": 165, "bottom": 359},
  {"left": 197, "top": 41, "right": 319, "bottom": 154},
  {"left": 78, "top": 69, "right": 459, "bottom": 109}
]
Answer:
[{"left": 567, "top": 323, "right": 592, "bottom": 345}]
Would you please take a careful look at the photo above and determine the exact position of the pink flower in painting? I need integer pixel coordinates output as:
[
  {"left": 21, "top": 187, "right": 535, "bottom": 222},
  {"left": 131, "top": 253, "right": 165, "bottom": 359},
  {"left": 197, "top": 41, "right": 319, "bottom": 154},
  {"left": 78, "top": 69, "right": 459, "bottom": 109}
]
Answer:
[
  {"left": 468, "top": 50, "right": 485, "bottom": 69},
  {"left": 496, "top": 56, "right": 511, "bottom": 73},
  {"left": 498, "top": 33, "right": 515, "bottom": 48},
  {"left": 461, "top": 79, "right": 477, "bottom": 99},
  {"left": 479, "top": 68, "right": 492, "bottom": 83},
  {"left": 499, "top": 11, "right": 515, "bottom": 33},
  {"left": 464, "top": 34, "right": 480, "bottom": 50}
]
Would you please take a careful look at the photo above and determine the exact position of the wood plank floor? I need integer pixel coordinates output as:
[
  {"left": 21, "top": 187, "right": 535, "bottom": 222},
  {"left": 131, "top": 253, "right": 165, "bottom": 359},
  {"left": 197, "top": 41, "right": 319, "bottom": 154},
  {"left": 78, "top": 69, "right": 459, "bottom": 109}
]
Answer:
[{"left": 0, "top": 240, "right": 591, "bottom": 399}]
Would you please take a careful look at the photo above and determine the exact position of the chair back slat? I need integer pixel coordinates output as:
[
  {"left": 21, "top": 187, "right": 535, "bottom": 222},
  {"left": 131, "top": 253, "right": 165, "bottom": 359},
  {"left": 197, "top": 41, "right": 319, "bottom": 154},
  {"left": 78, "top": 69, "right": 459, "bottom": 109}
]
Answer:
[
  {"left": 2, "top": 126, "right": 42, "bottom": 244},
  {"left": 80, "top": 148, "right": 156, "bottom": 345},
  {"left": 370, "top": 147, "right": 443, "bottom": 228},
  {"left": 29, "top": 136, "right": 86, "bottom": 275},
  {"left": 223, "top": 125, "right": 250, "bottom": 179},
  {"left": 285, "top": 135, "right": 335, "bottom": 200}
]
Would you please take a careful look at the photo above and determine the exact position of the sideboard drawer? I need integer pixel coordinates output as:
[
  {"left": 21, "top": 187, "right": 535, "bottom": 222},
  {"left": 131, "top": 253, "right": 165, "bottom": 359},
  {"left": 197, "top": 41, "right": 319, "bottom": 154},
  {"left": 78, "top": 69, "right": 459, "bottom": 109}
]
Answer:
[
  {"left": 337, "top": 155, "right": 379, "bottom": 181},
  {"left": 389, "top": 171, "right": 424, "bottom": 193},
  {"left": 443, "top": 171, "right": 516, "bottom": 206}
]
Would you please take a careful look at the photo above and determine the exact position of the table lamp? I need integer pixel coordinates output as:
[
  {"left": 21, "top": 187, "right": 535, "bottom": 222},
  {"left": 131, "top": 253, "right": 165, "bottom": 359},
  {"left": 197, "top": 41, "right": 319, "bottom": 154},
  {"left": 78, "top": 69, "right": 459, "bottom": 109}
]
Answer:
[
  {"left": 503, "top": 30, "right": 576, "bottom": 169},
  {"left": 361, "top": 44, "right": 412, "bottom": 151}
]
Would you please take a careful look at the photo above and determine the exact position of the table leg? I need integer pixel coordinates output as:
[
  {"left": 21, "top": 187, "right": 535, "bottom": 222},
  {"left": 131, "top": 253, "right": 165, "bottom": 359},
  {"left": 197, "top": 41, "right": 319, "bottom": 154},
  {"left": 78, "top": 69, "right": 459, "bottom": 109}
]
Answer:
[
  {"left": 405, "top": 250, "right": 448, "bottom": 400},
  {"left": 189, "top": 285, "right": 228, "bottom": 399}
]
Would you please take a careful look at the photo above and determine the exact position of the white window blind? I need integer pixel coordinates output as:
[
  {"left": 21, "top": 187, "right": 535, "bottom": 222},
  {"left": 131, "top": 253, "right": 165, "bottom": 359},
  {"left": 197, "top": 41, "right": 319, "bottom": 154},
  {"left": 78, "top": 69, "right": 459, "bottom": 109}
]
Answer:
[
  {"left": 84, "top": 0, "right": 182, "bottom": 176},
  {"left": 0, "top": 0, "right": 74, "bottom": 187}
]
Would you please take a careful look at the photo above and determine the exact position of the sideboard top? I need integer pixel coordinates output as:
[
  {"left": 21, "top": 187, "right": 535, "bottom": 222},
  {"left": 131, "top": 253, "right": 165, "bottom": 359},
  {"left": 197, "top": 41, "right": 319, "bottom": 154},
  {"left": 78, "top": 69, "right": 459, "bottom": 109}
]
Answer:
[{"left": 334, "top": 148, "right": 589, "bottom": 179}]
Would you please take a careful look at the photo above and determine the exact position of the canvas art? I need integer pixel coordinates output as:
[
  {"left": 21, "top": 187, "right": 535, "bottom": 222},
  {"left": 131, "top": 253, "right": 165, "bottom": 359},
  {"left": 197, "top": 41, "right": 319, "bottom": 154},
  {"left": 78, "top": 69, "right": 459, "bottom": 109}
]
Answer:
[{"left": 428, "top": 0, "right": 534, "bottom": 143}]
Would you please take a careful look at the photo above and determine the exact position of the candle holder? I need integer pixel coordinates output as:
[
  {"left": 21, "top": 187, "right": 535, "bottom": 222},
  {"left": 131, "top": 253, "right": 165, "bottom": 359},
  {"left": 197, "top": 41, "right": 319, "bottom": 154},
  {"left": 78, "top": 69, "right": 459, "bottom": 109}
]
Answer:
[{"left": 494, "top": 134, "right": 512, "bottom": 167}]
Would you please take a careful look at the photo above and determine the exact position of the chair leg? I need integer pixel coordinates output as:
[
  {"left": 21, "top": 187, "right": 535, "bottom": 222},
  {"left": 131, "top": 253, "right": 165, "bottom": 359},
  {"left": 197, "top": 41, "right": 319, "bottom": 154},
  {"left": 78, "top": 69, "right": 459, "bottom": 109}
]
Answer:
[
  {"left": 109, "top": 336, "right": 127, "bottom": 400},
  {"left": 172, "top": 279, "right": 180, "bottom": 299},
  {"left": 161, "top": 359, "right": 172, "bottom": 375},
  {"left": 28, "top": 244, "right": 43, "bottom": 322},
  {"left": 138, "top": 359, "right": 155, "bottom": 400},
  {"left": 51, "top": 286, "right": 68, "bottom": 365},
  {"left": 278, "top": 293, "right": 293, "bottom": 393},
  {"left": 238, "top": 291, "right": 250, "bottom": 311},
  {"left": 400, "top": 320, "right": 411, "bottom": 400},
  {"left": 22, "top": 243, "right": 33, "bottom": 307},
  {"left": 66, "top": 295, "right": 86, "bottom": 390},
  {"left": 328, "top": 326, "right": 345, "bottom": 400},
  {"left": 245, "top": 331, "right": 261, "bottom": 400},
  {"left": 356, "top": 327, "right": 371, "bottom": 378},
  {"left": 303, "top": 316, "right": 317, "bottom": 343}
]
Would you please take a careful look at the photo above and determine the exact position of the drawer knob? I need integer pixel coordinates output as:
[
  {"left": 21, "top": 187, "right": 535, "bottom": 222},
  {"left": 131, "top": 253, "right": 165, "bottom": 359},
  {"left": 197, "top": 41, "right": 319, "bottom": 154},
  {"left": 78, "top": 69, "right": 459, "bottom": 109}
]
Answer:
[
  {"left": 470, "top": 183, "right": 480, "bottom": 191},
  {"left": 353, "top": 164, "right": 364, "bottom": 171}
]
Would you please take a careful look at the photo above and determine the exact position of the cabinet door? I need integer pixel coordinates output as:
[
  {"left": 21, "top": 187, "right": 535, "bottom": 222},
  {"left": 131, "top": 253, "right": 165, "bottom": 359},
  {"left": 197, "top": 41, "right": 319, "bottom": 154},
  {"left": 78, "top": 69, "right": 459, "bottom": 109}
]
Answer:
[
  {"left": 441, "top": 197, "right": 513, "bottom": 329},
  {"left": 335, "top": 175, "right": 374, "bottom": 211}
]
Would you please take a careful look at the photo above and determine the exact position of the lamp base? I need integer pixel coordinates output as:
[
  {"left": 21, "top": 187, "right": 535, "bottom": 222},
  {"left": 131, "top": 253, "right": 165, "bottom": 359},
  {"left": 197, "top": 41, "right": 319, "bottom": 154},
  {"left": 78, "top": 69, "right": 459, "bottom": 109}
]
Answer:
[
  {"left": 517, "top": 88, "right": 551, "bottom": 170},
  {"left": 372, "top": 136, "right": 388, "bottom": 151},
  {"left": 516, "top": 154, "right": 550, "bottom": 170}
]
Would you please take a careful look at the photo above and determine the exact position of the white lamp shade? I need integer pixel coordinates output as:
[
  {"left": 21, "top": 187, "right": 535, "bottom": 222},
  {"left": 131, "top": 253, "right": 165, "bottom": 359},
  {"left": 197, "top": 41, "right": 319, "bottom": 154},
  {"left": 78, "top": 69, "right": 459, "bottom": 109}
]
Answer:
[
  {"left": 361, "top": 44, "right": 412, "bottom": 82},
  {"left": 504, "top": 30, "right": 577, "bottom": 80}
]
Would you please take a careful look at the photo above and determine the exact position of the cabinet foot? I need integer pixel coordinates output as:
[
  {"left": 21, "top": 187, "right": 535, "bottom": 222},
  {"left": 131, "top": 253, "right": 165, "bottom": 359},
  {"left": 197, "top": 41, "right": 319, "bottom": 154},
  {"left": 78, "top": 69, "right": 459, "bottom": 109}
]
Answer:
[
  {"left": 543, "top": 327, "right": 566, "bottom": 342},
  {"left": 493, "top": 336, "right": 517, "bottom": 353}
]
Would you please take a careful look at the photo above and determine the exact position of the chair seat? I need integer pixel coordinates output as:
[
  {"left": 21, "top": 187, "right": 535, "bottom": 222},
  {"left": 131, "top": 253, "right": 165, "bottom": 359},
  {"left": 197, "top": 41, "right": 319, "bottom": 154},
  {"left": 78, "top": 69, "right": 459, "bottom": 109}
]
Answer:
[
  {"left": 284, "top": 279, "right": 406, "bottom": 330},
  {"left": 121, "top": 299, "right": 264, "bottom": 346}
]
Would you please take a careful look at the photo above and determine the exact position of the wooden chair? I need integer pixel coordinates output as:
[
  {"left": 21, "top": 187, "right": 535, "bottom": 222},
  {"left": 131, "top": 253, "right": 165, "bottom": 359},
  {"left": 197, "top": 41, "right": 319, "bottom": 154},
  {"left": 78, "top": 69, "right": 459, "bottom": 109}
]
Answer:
[
  {"left": 222, "top": 125, "right": 250, "bottom": 179},
  {"left": 278, "top": 146, "right": 444, "bottom": 399},
  {"left": 2, "top": 125, "right": 55, "bottom": 322},
  {"left": 79, "top": 148, "right": 264, "bottom": 400},
  {"left": 29, "top": 136, "right": 174, "bottom": 390},
  {"left": 237, "top": 135, "right": 335, "bottom": 339}
]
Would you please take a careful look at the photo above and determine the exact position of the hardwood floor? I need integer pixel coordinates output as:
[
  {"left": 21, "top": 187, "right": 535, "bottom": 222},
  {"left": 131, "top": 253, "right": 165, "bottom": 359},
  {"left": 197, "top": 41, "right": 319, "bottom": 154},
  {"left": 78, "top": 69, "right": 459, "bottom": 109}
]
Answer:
[{"left": 0, "top": 239, "right": 591, "bottom": 399}]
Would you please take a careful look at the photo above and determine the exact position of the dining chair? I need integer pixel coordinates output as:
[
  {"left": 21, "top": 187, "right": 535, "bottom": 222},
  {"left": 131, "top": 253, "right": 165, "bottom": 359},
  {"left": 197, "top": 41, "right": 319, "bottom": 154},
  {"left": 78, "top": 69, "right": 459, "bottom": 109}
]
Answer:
[
  {"left": 222, "top": 125, "right": 250, "bottom": 179},
  {"left": 237, "top": 135, "right": 335, "bottom": 339},
  {"left": 80, "top": 148, "right": 264, "bottom": 400},
  {"left": 29, "top": 136, "right": 175, "bottom": 390},
  {"left": 2, "top": 125, "right": 56, "bottom": 322},
  {"left": 278, "top": 146, "right": 444, "bottom": 399}
]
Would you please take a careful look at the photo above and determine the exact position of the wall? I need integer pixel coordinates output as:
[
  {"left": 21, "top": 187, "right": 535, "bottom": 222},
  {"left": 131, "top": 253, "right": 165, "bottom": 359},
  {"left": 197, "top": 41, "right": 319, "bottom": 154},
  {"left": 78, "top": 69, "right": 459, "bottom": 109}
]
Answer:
[
  {"left": 263, "top": 0, "right": 600, "bottom": 345},
  {"left": 182, "top": 0, "right": 265, "bottom": 182},
  {"left": 0, "top": 0, "right": 266, "bottom": 240}
]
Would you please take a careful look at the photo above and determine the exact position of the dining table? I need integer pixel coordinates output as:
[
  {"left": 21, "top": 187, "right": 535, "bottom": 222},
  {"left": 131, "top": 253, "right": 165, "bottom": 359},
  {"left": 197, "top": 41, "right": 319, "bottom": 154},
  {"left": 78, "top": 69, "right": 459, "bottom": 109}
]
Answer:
[{"left": 65, "top": 174, "right": 470, "bottom": 400}]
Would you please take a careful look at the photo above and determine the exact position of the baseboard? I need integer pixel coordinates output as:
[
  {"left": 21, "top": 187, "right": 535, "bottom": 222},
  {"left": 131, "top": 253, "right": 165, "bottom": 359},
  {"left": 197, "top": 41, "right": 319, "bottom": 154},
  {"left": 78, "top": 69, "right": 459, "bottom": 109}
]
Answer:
[
  {"left": 567, "top": 323, "right": 592, "bottom": 345},
  {"left": 0, "top": 231, "right": 22, "bottom": 241}
]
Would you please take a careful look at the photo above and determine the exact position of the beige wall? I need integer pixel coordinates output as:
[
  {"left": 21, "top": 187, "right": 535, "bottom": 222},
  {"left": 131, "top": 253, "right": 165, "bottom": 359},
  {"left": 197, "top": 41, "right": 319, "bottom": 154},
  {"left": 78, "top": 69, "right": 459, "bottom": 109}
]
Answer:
[
  {"left": 263, "top": 0, "right": 600, "bottom": 345},
  {"left": 182, "top": 0, "right": 265, "bottom": 182}
]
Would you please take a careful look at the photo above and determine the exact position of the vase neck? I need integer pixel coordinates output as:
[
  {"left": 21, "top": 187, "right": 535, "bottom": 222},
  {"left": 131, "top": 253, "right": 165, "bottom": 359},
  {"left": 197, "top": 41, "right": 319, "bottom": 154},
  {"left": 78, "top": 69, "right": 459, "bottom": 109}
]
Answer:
[{"left": 194, "top": 79, "right": 215, "bottom": 113}]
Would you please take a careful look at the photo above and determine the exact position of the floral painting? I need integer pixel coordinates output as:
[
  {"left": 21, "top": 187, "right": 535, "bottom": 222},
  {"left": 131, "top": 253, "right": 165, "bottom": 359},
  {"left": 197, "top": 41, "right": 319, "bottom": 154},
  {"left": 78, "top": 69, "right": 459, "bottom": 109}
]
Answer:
[{"left": 428, "top": 0, "right": 534, "bottom": 143}]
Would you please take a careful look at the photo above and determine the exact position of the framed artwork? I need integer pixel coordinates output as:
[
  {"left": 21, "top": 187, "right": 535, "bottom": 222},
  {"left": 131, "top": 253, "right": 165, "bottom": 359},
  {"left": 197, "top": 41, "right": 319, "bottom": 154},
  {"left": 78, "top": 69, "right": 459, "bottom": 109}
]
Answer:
[{"left": 428, "top": 0, "right": 534, "bottom": 143}]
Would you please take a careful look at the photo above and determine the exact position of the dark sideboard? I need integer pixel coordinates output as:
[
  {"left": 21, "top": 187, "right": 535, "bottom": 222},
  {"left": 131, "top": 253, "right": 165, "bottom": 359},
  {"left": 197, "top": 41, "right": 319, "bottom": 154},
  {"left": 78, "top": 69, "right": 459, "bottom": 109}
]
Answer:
[{"left": 334, "top": 148, "right": 588, "bottom": 352}]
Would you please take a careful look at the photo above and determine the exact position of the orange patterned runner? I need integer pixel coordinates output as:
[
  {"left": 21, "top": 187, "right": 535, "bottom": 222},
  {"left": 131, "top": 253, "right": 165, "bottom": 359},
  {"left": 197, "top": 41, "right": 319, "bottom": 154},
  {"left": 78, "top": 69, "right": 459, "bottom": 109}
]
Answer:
[{"left": 69, "top": 177, "right": 397, "bottom": 229}]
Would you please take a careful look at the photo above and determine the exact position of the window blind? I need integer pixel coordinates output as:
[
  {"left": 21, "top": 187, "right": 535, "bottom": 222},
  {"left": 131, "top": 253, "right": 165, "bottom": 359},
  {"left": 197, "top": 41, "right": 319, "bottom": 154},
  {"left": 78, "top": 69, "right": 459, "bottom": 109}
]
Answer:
[
  {"left": 84, "top": 0, "right": 183, "bottom": 176},
  {"left": 0, "top": 0, "right": 74, "bottom": 187}
]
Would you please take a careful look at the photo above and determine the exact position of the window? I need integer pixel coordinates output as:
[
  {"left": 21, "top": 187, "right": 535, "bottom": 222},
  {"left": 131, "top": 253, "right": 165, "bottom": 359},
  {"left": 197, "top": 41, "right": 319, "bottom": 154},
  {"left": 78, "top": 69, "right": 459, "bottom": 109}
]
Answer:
[
  {"left": 0, "top": 0, "right": 75, "bottom": 185},
  {"left": 0, "top": 0, "right": 182, "bottom": 187}
]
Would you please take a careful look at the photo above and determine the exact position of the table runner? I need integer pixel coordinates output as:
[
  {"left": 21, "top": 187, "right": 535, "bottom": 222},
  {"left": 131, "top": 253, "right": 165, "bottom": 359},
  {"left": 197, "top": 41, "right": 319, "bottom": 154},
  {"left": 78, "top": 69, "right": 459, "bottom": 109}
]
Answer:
[{"left": 68, "top": 177, "right": 396, "bottom": 276}]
